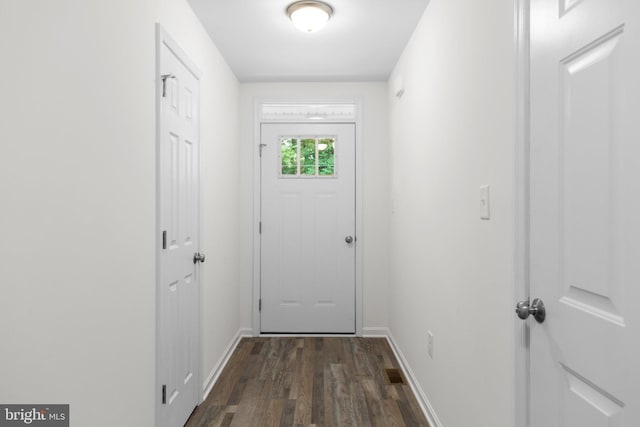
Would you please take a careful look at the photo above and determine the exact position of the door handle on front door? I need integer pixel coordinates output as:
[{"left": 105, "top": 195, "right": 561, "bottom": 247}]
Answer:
[
  {"left": 345, "top": 236, "right": 354, "bottom": 244},
  {"left": 515, "top": 298, "right": 545, "bottom": 323},
  {"left": 193, "top": 252, "right": 206, "bottom": 264}
]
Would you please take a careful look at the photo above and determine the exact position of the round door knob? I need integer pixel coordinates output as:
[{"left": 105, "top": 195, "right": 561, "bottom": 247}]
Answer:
[
  {"left": 345, "top": 236, "right": 354, "bottom": 244},
  {"left": 515, "top": 301, "right": 531, "bottom": 320},
  {"left": 193, "top": 252, "right": 206, "bottom": 264},
  {"left": 514, "top": 298, "right": 545, "bottom": 323}
]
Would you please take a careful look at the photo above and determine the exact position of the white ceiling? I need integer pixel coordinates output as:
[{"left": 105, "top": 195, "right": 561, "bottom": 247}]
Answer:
[{"left": 187, "top": 0, "right": 430, "bottom": 82}]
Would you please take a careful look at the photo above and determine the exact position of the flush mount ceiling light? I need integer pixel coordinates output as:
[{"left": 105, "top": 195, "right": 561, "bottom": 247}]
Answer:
[{"left": 287, "top": 1, "right": 334, "bottom": 33}]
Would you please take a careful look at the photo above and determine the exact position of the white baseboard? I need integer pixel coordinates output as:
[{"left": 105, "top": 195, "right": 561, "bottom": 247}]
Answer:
[
  {"left": 362, "top": 326, "right": 390, "bottom": 337},
  {"left": 367, "top": 327, "right": 443, "bottom": 427},
  {"left": 201, "top": 327, "right": 252, "bottom": 402}
]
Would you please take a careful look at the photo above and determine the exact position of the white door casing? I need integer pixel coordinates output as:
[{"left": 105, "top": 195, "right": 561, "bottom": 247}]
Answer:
[
  {"left": 260, "top": 123, "right": 356, "bottom": 333},
  {"left": 156, "top": 26, "right": 201, "bottom": 427},
  {"left": 529, "top": 1, "right": 640, "bottom": 425}
]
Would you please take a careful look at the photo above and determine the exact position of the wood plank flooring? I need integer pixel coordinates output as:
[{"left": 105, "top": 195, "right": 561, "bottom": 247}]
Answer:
[{"left": 185, "top": 337, "right": 430, "bottom": 427}]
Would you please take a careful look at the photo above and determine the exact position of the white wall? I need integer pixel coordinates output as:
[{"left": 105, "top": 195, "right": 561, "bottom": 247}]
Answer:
[
  {"left": 238, "top": 83, "right": 390, "bottom": 331},
  {"left": 388, "top": 0, "right": 516, "bottom": 426},
  {"left": 0, "top": 1, "right": 240, "bottom": 426}
]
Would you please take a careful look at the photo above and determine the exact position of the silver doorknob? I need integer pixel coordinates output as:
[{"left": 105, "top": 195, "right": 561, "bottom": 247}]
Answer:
[
  {"left": 345, "top": 236, "right": 354, "bottom": 244},
  {"left": 515, "top": 298, "right": 545, "bottom": 323},
  {"left": 193, "top": 252, "right": 206, "bottom": 264}
]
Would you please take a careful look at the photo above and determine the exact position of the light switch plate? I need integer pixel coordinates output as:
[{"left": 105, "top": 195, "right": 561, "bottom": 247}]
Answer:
[{"left": 480, "top": 185, "right": 490, "bottom": 220}]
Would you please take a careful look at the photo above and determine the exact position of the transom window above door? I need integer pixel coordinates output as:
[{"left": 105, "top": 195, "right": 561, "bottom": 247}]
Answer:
[
  {"left": 280, "top": 136, "right": 336, "bottom": 177},
  {"left": 261, "top": 103, "right": 356, "bottom": 121}
]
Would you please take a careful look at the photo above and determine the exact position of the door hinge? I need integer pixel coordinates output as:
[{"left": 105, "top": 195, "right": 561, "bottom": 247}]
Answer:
[
  {"left": 259, "top": 221, "right": 262, "bottom": 234},
  {"left": 259, "top": 299, "right": 262, "bottom": 311},
  {"left": 161, "top": 74, "right": 175, "bottom": 98},
  {"left": 259, "top": 144, "right": 267, "bottom": 157},
  {"left": 162, "top": 385, "right": 166, "bottom": 404},
  {"left": 162, "top": 230, "right": 167, "bottom": 250}
]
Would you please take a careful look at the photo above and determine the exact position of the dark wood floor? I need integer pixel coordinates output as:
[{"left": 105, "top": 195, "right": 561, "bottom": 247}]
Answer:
[{"left": 185, "top": 337, "right": 430, "bottom": 427}]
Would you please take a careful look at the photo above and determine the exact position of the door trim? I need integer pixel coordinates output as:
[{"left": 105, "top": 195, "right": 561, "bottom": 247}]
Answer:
[
  {"left": 155, "top": 23, "right": 203, "bottom": 426},
  {"left": 513, "top": 2, "right": 530, "bottom": 427},
  {"left": 251, "top": 98, "right": 364, "bottom": 336}
]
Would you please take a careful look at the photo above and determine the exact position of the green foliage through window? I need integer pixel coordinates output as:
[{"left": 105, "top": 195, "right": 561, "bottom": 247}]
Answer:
[
  {"left": 301, "top": 139, "right": 316, "bottom": 175},
  {"left": 281, "top": 138, "right": 298, "bottom": 175},
  {"left": 318, "top": 138, "right": 334, "bottom": 176},
  {"left": 280, "top": 137, "right": 335, "bottom": 177}
]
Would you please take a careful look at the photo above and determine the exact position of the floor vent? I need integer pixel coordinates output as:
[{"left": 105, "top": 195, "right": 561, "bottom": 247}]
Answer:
[{"left": 385, "top": 368, "right": 406, "bottom": 385}]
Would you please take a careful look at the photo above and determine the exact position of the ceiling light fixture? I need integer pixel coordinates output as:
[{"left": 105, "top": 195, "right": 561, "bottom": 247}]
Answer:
[{"left": 287, "top": 1, "right": 334, "bottom": 33}]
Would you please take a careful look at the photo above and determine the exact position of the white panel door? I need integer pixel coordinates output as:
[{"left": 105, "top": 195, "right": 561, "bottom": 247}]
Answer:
[
  {"left": 157, "top": 32, "right": 200, "bottom": 427},
  {"left": 529, "top": 0, "right": 640, "bottom": 425},
  {"left": 260, "top": 123, "right": 356, "bottom": 333}
]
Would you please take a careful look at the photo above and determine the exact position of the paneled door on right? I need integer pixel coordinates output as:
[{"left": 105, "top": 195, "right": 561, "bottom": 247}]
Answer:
[{"left": 529, "top": 0, "right": 639, "bottom": 425}]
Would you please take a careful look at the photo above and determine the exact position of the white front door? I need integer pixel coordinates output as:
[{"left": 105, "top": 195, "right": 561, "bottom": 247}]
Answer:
[
  {"left": 529, "top": 0, "right": 640, "bottom": 425},
  {"left": 157, "top": 28, "right": 201, "bottom": 427},
  {"left": 260, "top": 123, "right": 356, "bottom": 333}
]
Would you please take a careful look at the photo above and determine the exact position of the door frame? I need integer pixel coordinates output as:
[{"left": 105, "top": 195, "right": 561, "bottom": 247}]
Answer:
[
  {"left": 252, "top": 98, "right": 364, "bottom": 336},
  {"left": 513, "top": 1, "right": 530, "bottom": 427},
  {"left": 155, "top": 24, "right": 203, "bottom": 425}
]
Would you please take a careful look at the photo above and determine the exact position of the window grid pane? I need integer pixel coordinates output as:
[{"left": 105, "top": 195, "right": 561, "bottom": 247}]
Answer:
[
  {"left": 301, "top": 139, "right": 316, "bottom": 176},
  {"left": 279, "top": 136, "right": 335, "bottom": 178},
  {"left": 318, "top": 138, "right": 335, "bottom": 176},
  {"left": 281, "top": 138, "right": 298, "bottom": 175}
]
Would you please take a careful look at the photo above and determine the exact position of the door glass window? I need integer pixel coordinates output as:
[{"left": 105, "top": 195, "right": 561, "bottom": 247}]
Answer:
[
  {"left": 280, "top": 136, "right": 335, "bottom": 177},
  {"left": 318, "top": 138, "right": 335, "bottom": 176},
  {"left": 281, "top": 138, "right": 298, "bottom": 175},
  {"left": 301, "top": 138, "right": 316, "bottom": 175}
]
